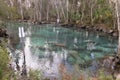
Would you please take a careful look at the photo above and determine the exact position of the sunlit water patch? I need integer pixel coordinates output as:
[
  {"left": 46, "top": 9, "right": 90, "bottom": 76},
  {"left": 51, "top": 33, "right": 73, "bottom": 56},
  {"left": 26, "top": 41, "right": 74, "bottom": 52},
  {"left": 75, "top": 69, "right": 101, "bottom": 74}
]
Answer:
[{"left": 7, "top": 23, "right": 118, "bottom": 78}]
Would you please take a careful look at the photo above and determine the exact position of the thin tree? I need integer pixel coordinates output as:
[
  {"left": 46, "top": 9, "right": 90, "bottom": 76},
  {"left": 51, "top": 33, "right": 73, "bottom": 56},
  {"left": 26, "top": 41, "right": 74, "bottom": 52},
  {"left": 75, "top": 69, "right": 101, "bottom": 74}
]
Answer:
[
  {"left": 115, "top": 0, "right": 120, "bottom": 56},
  {"left": 18, "top": 0, "right": 24, "bottom": 20}
]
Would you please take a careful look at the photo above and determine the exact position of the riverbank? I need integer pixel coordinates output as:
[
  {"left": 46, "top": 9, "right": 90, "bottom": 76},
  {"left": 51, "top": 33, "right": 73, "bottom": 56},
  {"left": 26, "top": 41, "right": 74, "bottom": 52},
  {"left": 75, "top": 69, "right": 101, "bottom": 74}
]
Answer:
[
  {"left": 16, "top": 19, "right": 119, "bottom": 37},
  {"left": 61, "top": 23, "right": 118, "bottom": 37}
]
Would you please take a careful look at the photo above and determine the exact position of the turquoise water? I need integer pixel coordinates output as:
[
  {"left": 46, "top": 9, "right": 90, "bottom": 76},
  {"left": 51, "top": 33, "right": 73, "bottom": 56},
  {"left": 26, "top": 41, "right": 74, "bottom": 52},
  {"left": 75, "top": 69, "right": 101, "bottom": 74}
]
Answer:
[{"left": 7, "top": 23, "right": 117, "bottom": 78}]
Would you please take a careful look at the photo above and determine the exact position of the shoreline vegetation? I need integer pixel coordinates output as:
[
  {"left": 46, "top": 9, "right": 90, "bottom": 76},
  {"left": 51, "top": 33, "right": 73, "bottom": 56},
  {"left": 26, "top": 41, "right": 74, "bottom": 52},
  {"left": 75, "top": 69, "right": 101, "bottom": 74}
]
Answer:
[
  {"left": 0, "top": 35, "right": 13, "bottom": 79},
  {"left": 9, "top": 19, "right": 119, "bottom": 37}
]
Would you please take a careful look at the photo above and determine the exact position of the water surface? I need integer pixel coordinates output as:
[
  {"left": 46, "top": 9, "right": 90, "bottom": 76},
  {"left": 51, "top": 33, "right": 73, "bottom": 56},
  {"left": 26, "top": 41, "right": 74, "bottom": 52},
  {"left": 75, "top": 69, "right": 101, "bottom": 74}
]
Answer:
[{"left": 7, "top": 23, "right": 117, "bottom": 78}]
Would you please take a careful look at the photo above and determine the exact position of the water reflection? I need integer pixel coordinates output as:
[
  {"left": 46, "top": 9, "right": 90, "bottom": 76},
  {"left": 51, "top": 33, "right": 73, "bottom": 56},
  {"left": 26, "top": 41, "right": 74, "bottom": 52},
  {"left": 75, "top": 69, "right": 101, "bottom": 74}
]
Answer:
[{"left": 7, "top": 23, "right": 118, "bottom": 78}]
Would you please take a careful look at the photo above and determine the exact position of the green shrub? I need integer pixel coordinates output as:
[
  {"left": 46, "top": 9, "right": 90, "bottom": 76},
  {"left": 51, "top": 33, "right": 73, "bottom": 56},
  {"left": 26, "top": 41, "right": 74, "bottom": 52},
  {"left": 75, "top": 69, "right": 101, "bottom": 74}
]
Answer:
[
  {"left": 98, "top": 70, "right": 113, "bottom": 80},
  {"left": 0, "top": 69, "right": 2, "bottom": 79},
  {"left": 28, "top": 69, "right": 42, "bottom": 80},
  {"left": 0, "top": 40, "right": 11, "bottom": 80}
]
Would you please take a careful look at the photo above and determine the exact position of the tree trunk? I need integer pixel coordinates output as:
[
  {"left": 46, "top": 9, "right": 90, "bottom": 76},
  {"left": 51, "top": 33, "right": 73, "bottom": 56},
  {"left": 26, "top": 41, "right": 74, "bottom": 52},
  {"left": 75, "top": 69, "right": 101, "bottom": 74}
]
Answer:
[
  {"left": 115, "top": 0, "right": 120, "bottom": 56},
  {"left": 46, "top": 1, "right": 49, "bottom": 22},
  {"left": 90, "top": 0, "right": 93, "bottom": 25},
  {"left": 66, "top": 0, "right": 69, "bottom": 23}
]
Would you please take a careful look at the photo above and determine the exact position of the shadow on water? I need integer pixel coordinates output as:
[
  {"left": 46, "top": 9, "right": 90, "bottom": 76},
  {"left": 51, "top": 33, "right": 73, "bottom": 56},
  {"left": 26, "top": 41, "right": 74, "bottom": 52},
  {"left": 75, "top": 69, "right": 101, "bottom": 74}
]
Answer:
[{"left": 7, "top": 23, "right": 118, "bottom": 78}]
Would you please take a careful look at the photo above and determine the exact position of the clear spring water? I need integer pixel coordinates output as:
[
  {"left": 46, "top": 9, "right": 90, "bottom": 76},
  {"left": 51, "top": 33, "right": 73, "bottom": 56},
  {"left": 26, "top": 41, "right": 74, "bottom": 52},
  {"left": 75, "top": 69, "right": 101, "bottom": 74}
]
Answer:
[{"left": 7, "top": 22, "right": 118, "bottom": 78}]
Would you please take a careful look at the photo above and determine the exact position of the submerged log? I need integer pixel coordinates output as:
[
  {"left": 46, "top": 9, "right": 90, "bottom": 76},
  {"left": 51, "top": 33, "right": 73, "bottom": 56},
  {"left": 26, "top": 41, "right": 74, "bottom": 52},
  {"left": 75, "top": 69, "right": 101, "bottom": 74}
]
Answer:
[{"left": 53, "top": 43, "right": 66, "bottom": 47}]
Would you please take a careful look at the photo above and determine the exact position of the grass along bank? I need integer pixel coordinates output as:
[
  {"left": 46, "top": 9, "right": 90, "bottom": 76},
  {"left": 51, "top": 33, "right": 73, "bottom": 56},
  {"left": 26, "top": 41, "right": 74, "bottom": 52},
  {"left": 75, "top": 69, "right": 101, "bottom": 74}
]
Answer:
[{"left": 0, "top": 38, "right": 14, "bottom": 80}]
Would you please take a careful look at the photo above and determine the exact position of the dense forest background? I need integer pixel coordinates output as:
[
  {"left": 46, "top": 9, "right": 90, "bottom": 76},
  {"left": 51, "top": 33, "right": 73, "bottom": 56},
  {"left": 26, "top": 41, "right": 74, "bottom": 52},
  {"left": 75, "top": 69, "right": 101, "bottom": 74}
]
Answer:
[{"left": 0, "top": 0, "right": 118, "bottom": 29}]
